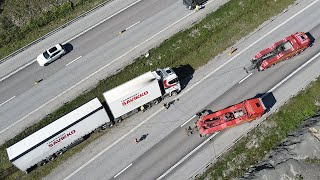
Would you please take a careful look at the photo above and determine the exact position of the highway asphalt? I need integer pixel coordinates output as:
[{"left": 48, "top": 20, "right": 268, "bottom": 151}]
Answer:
[
  {"left": 0, "top": 0, "right": 230, "bottom": 144},
  {"left": 40, "top": 0, "right": 320, "bottom": 179}
]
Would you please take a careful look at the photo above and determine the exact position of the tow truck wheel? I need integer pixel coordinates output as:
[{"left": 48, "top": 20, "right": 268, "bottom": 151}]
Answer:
[{"left": 258, "top": 66, "right": 264, "bottom": 71}]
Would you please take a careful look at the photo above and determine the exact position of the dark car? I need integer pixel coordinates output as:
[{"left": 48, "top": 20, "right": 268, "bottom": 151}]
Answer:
[{"left": 183, "top": 0, "right": 207, "bottom": 9}]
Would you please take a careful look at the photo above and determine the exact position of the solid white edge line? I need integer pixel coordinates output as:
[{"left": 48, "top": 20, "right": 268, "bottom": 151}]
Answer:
[
  {"left": 0, "top": 96, "right": 15, "bottom": 107},
  {"left": 176, "top": 0, "right": 320, "bottom": 99},
  {"left": 2, "top": 0, "right": 318, "bottom": 177},
  {"left": 181, "top": 115, "right": 196, "bottom": 127},
  {"left": 267, "top": 51, "right": 320, "bottom": 93},
  {"left": 0, "top": 60, "right": 36, "bottom": 83},
  {"left": 113, "top": 163, "right": 133, "bottom": 178},
  {"left": 156, "top": 132, "right": 219, "bottom": 180},
  {"left": 238, "top": 72, "right": 253, "bottom": 84},
  {"left": 63, "top": 107, "right": 165, "bottom": 180},
  {"left": 158, "top": 51, "right": 320, "bottom": 180},
  {"left": 0, "top": 0, "right": 142, "bottom": 83},
  {"left": 126, "top": 21, "right": 140, "bottom": 31},
  {"left": 66, "top": 56, "right": 82, "bottom": 66},
  {"left": 64, "top": 0, "right": 142, "bottom": 43},
  {"left": 0, "top": 2, "right": 194, "bottom": 136}
]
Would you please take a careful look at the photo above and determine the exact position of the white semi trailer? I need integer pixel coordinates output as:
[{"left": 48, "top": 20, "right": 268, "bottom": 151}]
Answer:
[
  {"left": 6, "top": 67, "right": 181, "bottom": 172},
  {"left": 6, "top": 98, "right": 111, "bottom": 172},
  {"left": 104, "top": 67, "right": 181, "bottom": 121}
]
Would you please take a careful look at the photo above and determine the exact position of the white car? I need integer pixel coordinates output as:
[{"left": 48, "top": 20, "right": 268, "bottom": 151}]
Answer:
[{"left": 37, "top": 44, "right": 66, "bottom": 66}]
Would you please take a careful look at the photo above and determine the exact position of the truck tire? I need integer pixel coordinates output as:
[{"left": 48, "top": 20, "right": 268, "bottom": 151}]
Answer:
[
  {"left": 55, "top": 150, "right": 64, "bottom": 156},
  {"left": 171, "top": 90, "right": 178, "bottom": 96},
  {"left": 258, "top": 66, "right": 264, "bottom": 71},
  {"left": 153, "top": 98, "right": 161, "bottom": 105},
  {"left": 37, "top": 160, "right": 47, "bottom": 166},
  {"left": 47, "top": 155, "right": 56, "bottom": 161}
]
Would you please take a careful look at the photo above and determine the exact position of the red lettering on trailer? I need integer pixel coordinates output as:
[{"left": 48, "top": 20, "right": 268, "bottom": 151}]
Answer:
[
  {"left": 122, "top": 91, "right": 149, "bottom": 106},
  {"left": 48, "top": 130, "right": 76, "bottom": 148}
]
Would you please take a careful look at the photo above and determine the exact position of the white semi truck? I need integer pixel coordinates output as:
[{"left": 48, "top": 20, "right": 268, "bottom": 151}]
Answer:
[
  {"left": 6, "top": 67, "right": 181, "bottom": 172},
  {"left": 104, "top": 67, "right": 181, "bottom": 122}
]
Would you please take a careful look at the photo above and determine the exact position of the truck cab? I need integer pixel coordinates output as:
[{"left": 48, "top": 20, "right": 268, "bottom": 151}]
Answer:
[
  {"left": 183, "top": 0, "right": 207, "bottom": 9},
  {"left": 154, "top": 67, "right": 181, "bottom": 96}
]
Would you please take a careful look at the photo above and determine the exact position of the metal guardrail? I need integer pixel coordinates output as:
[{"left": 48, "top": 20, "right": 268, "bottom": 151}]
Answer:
[{"left": 0, "top": 0, "right": 114, "bottom": 65}]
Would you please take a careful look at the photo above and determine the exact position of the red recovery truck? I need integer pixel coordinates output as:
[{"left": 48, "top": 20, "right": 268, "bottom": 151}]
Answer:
[
  {"left": 196, "top": 98, "right": 266, "bottom": 135},
  {"left": 244, "top": 32, "right": 310, "bottom": 72}
]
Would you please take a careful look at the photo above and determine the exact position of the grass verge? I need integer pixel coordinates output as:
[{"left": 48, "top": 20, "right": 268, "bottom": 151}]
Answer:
[
  {"left": 0, "top": 0, "right": 295, "bottom": 179},
  {"left": 0, "top": 0, "right": 109, "bottom": 61},
  {"left": 197, "top": 79, "right": 320, "bottom": 179}
]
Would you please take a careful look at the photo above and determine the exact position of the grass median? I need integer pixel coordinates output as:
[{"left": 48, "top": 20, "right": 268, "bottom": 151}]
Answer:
[
  {"left": 0, "top": 0, "right": 295, "bottom": 179},
  {"left": 197, "top": 79, "right": 320, "bottom": 180}
]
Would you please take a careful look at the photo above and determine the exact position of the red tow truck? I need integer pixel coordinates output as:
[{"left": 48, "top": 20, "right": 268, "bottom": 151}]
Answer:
[
  {"left": 245, "top": 32, "right": 310, "bottom": 72},
  {"left": 196, "top": 98, "right": 266, "bottom": 135}
]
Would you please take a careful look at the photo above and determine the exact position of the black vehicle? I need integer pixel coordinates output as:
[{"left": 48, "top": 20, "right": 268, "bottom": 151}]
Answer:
[{"left": 183, "top": 0, "right": 207, "bottom": 9}]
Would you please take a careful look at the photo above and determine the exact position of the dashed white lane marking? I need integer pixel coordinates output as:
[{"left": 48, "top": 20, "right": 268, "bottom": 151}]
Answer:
[
  {"left": 1, "top": 0, "right": 197, "bottom": 137},
  {"left": 0, "top": 60, "right": 35, "bottom": 83},
  {"left": 238, "top": 72, "right": 253, "bottom": 84},
  {"left": 126, "top": 21, "right": 140, "bottom": 31},
  {"left": 64, "top": 0, "right": 143, "bottom": 43},
  {"left": 157, "top": 50, "right": 320, "bottom": 179},
  {"left": 156, "top": 132, "right": 219, "bottom": 180},
  {"left": 0, "top": 96, "right": 15, "bottom": 107},
  {"left": 66, "top": 56, "right": 82, "bottom": 66},
  {"left": 113, "top": 163, "right": 133, "bottom": 178},
  {"left": 267, "top": 50, "right": 320, "bottom": 93},
  {"left": 63, "top": 0, "right": 319, "bottom": 179},
  {"left": 64, "top": 107, "right": 165, "bottom": 180},
  {"left": 0, "top": 0, "right": 143, "bottom": 83},
  {"left": 181, "top": 115, "right": 196, "bottom": 127},
  {"left": 176, "top": 0, "right": 320, "bottom": 99}
]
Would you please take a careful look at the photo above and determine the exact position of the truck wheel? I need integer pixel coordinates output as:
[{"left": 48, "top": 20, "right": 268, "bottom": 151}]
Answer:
[
  {"left": 117, "top": 118, "right": 122, "bottom": 123},
  {"left": 108, "top": 122, "right": 114, "bottom": 128},
  {"left": 170, "top": 90, "right": 178, "bottom": 96},
  {"left": 154, "top": 98, "right": 161, "bottom": 105},
  {"left": 55, "top": 150, "right": 63, "bottom": 156},
  {"left": 258, "top": 66, "right": 264, "bottom": 71},
  {"left": 37, "top": 160, "right": 47, "bottom": 166},
  {"left": 47, "top": 155, "right": 56, "bottom": 161},
  {"left": 101, "top": 123, "right": 108, "bottom": 129}
]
